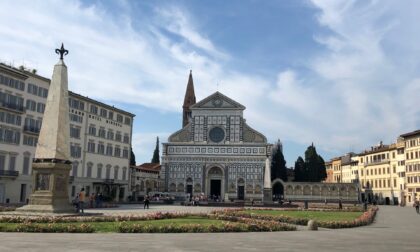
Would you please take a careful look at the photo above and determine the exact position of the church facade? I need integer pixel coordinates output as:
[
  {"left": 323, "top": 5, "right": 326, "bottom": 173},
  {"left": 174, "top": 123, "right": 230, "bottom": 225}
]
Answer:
[{"left": 161, "top": 72, "right": 271, "bottom": 201}]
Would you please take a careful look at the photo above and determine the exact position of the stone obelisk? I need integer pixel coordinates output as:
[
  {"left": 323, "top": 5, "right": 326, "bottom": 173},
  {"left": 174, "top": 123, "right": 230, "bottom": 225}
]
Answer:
[
  {"left": 18, "top": 44, "right": 73, "bottom": 213},
  {"left": 263, "top": 156, "right": 273, "bottom": 204}
]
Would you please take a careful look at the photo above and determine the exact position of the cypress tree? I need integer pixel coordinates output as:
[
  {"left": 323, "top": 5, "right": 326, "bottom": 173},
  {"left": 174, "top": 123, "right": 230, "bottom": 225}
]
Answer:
[
  {"left": 151, "top": 137, "right": 160, "bottom": 164},
  {"left": 294, "top": 156, "right": 305, "bottom": 182},
  {"left": 271, "top": 140, "right": 288, "bottom": 181}
]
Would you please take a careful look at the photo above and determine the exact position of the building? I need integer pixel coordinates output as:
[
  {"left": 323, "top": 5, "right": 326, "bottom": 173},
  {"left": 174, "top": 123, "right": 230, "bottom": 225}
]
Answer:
[
  {"left": 161, "top": 72, "right": 271, "bottom": 201},
  {"left": 0, "top": 63, "right": 134, "bottom": 204},
  {"left": 357, "top": 142, "right": 403, "bottom": 204},
  {"left": 400, "top": 130, "right": 420, "bottom": 204},
  {"left": 130, "top": 163, "right": 163, "bottom": 201},
  {"left": 340, "top": 153, "right": 359, "bottom": 184},
  {"left": 324, "top": 161, "right": 334, "bottom": 183},
  {"left": 331, "top": 157, "right": 342, "bottom": 183}
]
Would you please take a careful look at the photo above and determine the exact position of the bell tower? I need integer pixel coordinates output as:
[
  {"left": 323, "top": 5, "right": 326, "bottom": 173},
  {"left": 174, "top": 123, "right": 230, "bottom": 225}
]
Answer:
[{"left": 182, "top": 70, "right": 196, "bottom": 127}]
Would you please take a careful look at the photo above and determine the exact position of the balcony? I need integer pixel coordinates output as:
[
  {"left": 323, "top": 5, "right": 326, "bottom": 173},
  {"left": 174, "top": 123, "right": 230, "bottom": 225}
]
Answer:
[
  {"left": 0, "top": 169, "right": 19, "bottom": 178},
  {"left": 0, "top": 101, "right": 25, "bottom": 113},
  {"left": 365, "top": 159, "right": 390, "bottom": 167},
  {"left": 23, "top": 126, "right": 41, "bottom": 135}
]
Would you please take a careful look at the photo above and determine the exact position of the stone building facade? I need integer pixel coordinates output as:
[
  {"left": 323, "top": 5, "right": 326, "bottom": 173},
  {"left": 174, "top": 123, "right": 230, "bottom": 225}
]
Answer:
[
  {"left": 161, "top": 73, "right": 271, "bottom": 201},
  {"left": 0, "top": 63, "right": 134, "bottom": 204},
  {"left": 130, "top": 163, "right": 163, "bottom": 201}
]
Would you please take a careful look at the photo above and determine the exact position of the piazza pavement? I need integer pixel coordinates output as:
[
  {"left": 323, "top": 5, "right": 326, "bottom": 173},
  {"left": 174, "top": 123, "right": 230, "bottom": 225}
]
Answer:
[{"left": 0, "top": 205, "right": 419, "bottom": 252}]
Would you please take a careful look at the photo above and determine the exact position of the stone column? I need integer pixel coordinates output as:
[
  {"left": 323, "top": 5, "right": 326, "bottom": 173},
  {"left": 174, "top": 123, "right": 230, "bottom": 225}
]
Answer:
[{"left": 263, "top": 157, "right": 273, "bottom": 204}]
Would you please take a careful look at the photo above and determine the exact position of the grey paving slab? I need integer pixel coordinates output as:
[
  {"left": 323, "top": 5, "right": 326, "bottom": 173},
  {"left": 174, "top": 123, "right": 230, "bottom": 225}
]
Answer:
[{"left": 0, "top": 206, "right": 419, "bottom": 252}]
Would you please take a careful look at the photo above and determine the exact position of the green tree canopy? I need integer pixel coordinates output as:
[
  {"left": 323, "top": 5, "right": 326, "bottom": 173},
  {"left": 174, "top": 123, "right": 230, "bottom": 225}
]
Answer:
[{"left": 294, "top": 143, "right": 326, "bottom": 182}]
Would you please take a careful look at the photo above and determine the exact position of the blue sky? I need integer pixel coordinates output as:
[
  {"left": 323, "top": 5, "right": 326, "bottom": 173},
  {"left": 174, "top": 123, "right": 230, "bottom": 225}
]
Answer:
[{"left": 0, "top": 0, "right": 419, "bottom": 166}]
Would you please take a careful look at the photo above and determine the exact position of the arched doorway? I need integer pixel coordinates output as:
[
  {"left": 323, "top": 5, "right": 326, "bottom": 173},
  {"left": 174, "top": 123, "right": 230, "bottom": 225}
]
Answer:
[
  {"left": 272, "top": 183, "right": 284, "bottom": 200},
  {"left": 207, "top": 166, "right": 224, "bottom": 200},
  {"left": 186, "top": 177, "right": 193, "bottom": 198},
  {"left": 271, "top": 179, "right": 284, "bottom": 200},
  {"left": 237, "top": 178, "right": 245, "bottom": 200}
]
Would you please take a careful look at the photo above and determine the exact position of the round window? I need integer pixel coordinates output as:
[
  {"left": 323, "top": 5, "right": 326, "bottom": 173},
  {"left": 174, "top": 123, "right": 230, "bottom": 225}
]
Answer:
[{"left": 209, "top": 127, "right": 225, "bottom": 143}]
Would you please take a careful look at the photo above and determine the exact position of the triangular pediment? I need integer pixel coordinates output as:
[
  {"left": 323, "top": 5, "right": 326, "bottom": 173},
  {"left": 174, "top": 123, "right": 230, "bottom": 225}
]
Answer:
[{"left": 190, "top": 92, "right": 245, "bottom": 110}]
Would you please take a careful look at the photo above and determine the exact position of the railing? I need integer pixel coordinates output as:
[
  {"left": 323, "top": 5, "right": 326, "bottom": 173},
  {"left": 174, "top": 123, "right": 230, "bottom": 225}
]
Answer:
[
  {"left": 23, "top": 126, "right": 41, "bottom": 134},
  {"left": 0, "top": 101, "right": 25, "bottom": 113},
  {"left": 104, "top": 179, "right": 114, "bottom": 184},
  {"left": 0, "top": 169, "right": 19, "bottom": 177}
]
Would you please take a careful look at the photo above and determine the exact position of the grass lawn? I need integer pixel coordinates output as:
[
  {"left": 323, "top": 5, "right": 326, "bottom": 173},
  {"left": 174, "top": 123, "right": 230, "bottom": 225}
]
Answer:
[
  {"left": 0, "top": 216, "right": 229, "bottom": 233},
  {"left": 243, "top": 210, "right": 363, "bottom": 222}
]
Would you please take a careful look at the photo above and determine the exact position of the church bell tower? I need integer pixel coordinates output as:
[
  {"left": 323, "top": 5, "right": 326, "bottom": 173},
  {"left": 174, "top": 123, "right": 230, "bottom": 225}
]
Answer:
[{"left": 182, "top": 70, "right": 196, "bottom": 127}]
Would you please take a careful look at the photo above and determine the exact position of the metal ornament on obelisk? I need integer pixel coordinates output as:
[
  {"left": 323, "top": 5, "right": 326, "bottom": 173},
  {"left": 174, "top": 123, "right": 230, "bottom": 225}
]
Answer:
[{"left": 17, "top": 44, "right": 73, "bottom": 213}]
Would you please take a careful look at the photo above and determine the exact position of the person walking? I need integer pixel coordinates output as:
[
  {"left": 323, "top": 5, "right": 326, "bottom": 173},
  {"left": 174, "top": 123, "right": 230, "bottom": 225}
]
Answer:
[
  {"left": 414, "top": 200, "right": 419, "bottom": 214},
  {"left": 78, "top": 188, "right": 86, "bottom": 214},
  {"left": 338, "top": 199, "right": 343, "bottom": 210},
  {"left": 144, "top": 195, "right": 150, "bottom": 209}
]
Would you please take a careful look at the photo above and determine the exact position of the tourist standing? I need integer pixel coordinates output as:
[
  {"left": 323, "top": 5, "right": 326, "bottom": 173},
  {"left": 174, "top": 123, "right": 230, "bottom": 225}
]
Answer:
[
  {"left": 144, "top": 195, "right": 150, "bottom": 209},
  {"left": 89, "top": 193, "right": 95, "bottom": 208},
  {"left": 338, "top": 199, "right": 343, "bottom": 210},
  {"left": 78, "top": 188, "right": 85, "bottom": 214},
  {"left": 414, "top": 200, "right": 419, "bottom": 214}
]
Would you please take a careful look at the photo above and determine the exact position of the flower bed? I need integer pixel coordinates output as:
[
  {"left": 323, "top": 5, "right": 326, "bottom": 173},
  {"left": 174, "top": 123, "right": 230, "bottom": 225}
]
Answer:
[
  {"left": 213, "top": 207, "right": 378, "bottom": 228},
  {"left": 0, "top": 212, "right": 296, "bottom": 233}
]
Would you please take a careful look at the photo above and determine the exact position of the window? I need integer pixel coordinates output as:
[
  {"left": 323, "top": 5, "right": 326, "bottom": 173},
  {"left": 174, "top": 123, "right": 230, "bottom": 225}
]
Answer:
[
  {"left": 106, "top": 145, "right": 113, "bottom": 156},
  {"left": 107, "top": 130, "right": 114, "bottom": 140},
  {"left": 115, "top": 132, "right": 122, "bottom": 141},
  {"left": 0, "top": 154, "right": 5, "bottom": 169},
  {"left": 70, "top": 125, "right": 81, "bottom": 139},
  {"left": 0, "top": 91, "right": 24, "bottom": 112},
  {"left": 90, "top": 105, "right": 98, "bottom": 115},
  {"left": 87, "top": 141, "right": 95, "bottom": 153},
  {"left": 69, "top": 114, "right": 83, "bottom": 123},
  {"left": 25, "top": 100, "right": 35, "bottom": 111},
  {"left": 22, "top": 155, "right": 30, "bottom": 175},
  {"left": 98, "top": 142, "right": 105, "bottom": 154},
  {"left": 98, "top": 128, "right": 106, "bottom": 138},
  {"left": 87, "top": 163, "right": 92, "bottom": 178},
  {"left": 88, "top": 125, "right": 96, "bottom": 136},
  {"left": 70, "top": 144, "right": 81, "bottom": 158},
  {"left": 122, "top": 148, "right": 129, "bottom": 158},
  {"left": 122, "top": 167, "right": 127, "bottom": 180},
  {"left": 0, "top": 127, "right": 21, "bottom": 144},
  {"left": 36, "top": 103, "right": 45, "bottom": 113},
  {"left": 0, "top": 74, "right": 25, "bottom": 90},
  {"left": 114, "top": 167, "right": 119, "bottom": 179},
  {"left": 108, "top": 111, "right": 114, "bottom": 120},
  {"left": 8, "top": 156, "right": 16, "bottom": 171},
  {"left": 69, "top": 98, "right": 84, "bottom": 110},
  {"left": 114, "top": 146, "right": 121, "bottom": 157},
  {"left": 123, "top": 134, "right": 129, "bottom": 143},
  {"left": 97, "top": 164, "right": 103, "bottom": 178},
  {"left": 0, "top": 111, "right": 21, "bottom": 126},
  {"left": 23, "top": 135, "right": 38, "bottom": 146},
  {"left": 106, "top": 165, "right": 111, "bottom": 179},
  {"left": 100, "top": 108, "right": 107, "bottom": 117},
  {"left": 124, "top": 117, "right": 131, "bottom": 125},
  {"left": 116, "top": 114, "right": 123, "bottom": 123},
  {"left": 72, "top": 162, "right": 79, "bottom": 177}
]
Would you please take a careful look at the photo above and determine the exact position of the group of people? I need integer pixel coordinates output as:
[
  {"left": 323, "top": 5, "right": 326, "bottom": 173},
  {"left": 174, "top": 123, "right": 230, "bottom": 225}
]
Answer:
[{"left": 72, "top": 188, "right": 104, "bottom": 213}]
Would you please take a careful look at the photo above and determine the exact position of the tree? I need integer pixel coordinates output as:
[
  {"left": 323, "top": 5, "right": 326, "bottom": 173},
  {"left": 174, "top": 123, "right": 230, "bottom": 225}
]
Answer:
[
  {"left": 151, "top": 136, "right": 160, "bottom": 164},
  {"left": 294, "top": 143, "right": 327, "bottom": 182},
  {"left": 271, "top": 140, "right": 288, "bottom": 181},
  {"left": 130, "top": 147, "right": 136, "bottom": 166},
  {"left": 294, "top": 156, "right": 305, "bottom": 182}
]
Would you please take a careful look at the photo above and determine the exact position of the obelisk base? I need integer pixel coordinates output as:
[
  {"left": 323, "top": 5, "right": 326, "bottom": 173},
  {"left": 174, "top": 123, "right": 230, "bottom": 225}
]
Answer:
[
  {"left": 17, "top": 162, "right": 74, "bottom": 213},
  {"left": 263, "top": 188, "right": 273, "bottom": 204}
]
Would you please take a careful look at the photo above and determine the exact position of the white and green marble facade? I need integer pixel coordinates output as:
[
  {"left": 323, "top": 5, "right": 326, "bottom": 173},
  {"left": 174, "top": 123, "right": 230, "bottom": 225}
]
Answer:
[{"left": 162, "top": 92, "right": 271, "bottom": 201}]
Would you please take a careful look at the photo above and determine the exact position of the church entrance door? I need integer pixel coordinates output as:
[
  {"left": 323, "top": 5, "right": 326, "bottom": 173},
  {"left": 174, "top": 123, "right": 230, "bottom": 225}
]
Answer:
[
  {"left": 210, "top": 180, "right": 221, "bottom": 198},
  {"left": 237, "top": 186, "right": 244, "bottom": 200},
  {"left": 187, "top": 185, "right": 193, "bottom": 198}
]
